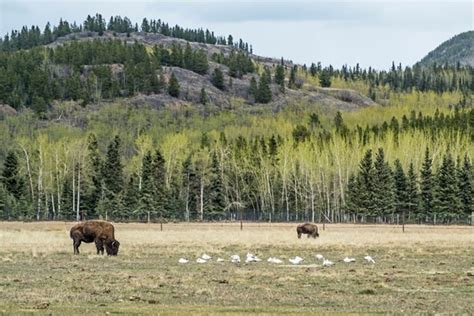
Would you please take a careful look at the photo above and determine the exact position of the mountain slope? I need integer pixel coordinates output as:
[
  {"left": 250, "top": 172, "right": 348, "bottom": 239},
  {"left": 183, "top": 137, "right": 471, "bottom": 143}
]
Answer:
[{"left": 418, "top": 31, "right": 474, "bottom": 67}]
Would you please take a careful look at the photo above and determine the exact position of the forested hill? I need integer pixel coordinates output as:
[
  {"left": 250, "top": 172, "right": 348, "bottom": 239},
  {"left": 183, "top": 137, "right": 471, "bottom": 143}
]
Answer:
[
  {"left": 0, "top": 13, "right": 472, "bottom": 116},
  {"left": 418, "top": 31, "right": 474, "bottom": 68}
]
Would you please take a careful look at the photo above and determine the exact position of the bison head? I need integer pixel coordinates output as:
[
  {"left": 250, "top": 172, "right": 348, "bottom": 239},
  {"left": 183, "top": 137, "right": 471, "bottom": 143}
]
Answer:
[{"left": 106, "top": 239, "right": 120, "bottom": 256}]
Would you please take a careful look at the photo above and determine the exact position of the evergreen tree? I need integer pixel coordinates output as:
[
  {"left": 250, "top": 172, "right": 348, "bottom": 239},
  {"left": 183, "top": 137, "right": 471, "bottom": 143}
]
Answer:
[
  {"left": 152, "top": 149, "right": 167, "bottom": 217},
  {"left": 274, "top": 62, "right": 285, "bottom": 88},
  {"left": 84, "top": 133, "right": 103, "bottom": 216},
  {"left": 372, "top": 148, "right": 395, "bottom": 216},
  {"left": 1, "top": 151, "right": 24, "bottom": 200},
  {"left": 102, "top": 135, "right": 123, "bottom": 199},
  {"left": 433, "top": 151, "right": 460, "bottom": 220},
  {"left": 356, "top": 149, "right": 375, "bottom": 216},
  {"left": 393, "top": 159, "right": 408, "bottom": 214},
  {"left": 199, "top": 87, "right": 209, "bottom": 105},
  {"left": 420, "top": 147, "right": 433, "bottom": 217},
  {"left": 167, "top": 73, "right": 180, "bottom": 97},
  {"left": 249, "top": 76, "right": 258, "bottom": 99},
  {"left": 123, "top": 175, "right": 139, "bottom": 218},
  {"left": 211, "top": 68, "right": 225, "bottom": 90},
  {"left": 208, "top": 152, "right": 225, "bottom": 219},
  {"left": 406, "top": 162, "right": 420, "bottom": 218},
  {"left": 319, "top": 68, "right": 331, "bottom": 87},
  {"left": 288, "top": 66, "right": 296, "bottom": 89},
  {"left": 345, "top": 174, "right": 361, "bottom": 214},
  {"left": 138, "top": 151, "right": 156, "bottom": 219},
  {"left": 457, "top": 154, "right": 473, "bottom": 215},
  {"left": 256, "top": 74, "right": 272, "bottom": 103}
]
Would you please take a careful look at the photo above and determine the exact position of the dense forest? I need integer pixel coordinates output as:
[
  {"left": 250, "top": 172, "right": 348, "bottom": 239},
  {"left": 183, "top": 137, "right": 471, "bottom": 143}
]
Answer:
[
  {"left": 0, "top": 102, "right": 472, "bottom": 223},
  {"left": 0, "top": 14, "right": 472, "bottom": 223}
]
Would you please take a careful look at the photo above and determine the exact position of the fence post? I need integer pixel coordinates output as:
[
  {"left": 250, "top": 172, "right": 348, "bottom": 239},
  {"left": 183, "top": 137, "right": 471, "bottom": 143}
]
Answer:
[
  {"left": 160, "top": 221, "right": 163, "bottom": 231},
  {"left": 147, "top": 211, "right": 150, "bottom": 224},
  {"left": 471, "top": 212, "right": 473, "bottom": 225},
  {"left": 240, "top": 220, "right": 243, "bottom": 231},
  {"left": 402, "top": 211, "right": 405, "bottom": 233}
]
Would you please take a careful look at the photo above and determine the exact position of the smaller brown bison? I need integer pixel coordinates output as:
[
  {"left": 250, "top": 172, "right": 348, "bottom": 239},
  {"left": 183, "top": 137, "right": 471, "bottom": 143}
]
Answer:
[
  {"left": 297, "top": 223, "right": 319, "bottom": 239},
  {"left": 70, "top": 220, "right": 120, "bottom": 256}
]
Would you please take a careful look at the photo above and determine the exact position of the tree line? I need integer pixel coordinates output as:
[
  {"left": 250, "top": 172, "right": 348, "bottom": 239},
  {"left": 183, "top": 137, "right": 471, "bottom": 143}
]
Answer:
[
  {"left": 0, "top": 13, "right": 251, "bottom": 53},
  {"left": 1, "top": 107, "right": 472, "bottom": 222}
]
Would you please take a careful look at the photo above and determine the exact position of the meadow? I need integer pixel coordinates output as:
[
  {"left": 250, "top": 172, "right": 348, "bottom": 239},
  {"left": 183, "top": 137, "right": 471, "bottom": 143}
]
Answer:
[{"left": 0, "top": 222, "right": 473, "bottom": 314}]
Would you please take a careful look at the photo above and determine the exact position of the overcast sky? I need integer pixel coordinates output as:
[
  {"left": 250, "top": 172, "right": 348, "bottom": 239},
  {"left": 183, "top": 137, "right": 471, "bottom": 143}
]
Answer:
[{"left": 0, "top": 0, "right": 472, "bottom": 69}]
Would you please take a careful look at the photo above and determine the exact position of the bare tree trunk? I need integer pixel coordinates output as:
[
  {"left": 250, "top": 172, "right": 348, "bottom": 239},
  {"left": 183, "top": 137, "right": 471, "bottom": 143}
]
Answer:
[
  {"left": 199, "top": 179, "right": 204, "bottom": 221},
  {"left": 20, "top": 144, "right": 35, "bottom": 202},
  {"left": 36, "top": 148, "right": 44, "bottom": 221},
  {"left": 51, "top": 193, "right": 56, "bottom": 219},
  {"left": 55, "top": 152, "right": 61, "bottom": 219},
  {"left": 72, "top": 164, "right": 75, "bottom": 221},
  {"left": 76, "top": 163, "right": 81, "bottom": 221}
]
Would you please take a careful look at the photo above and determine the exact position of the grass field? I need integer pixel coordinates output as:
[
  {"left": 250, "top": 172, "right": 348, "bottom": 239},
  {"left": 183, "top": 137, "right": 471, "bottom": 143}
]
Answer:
[{"left": 0, "top": 222, "right": 473, "bottom": 315}]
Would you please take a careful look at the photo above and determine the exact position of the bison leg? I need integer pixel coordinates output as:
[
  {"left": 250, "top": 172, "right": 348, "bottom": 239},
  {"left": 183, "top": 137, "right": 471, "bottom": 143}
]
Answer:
[
  {"left": 307, "top": 233, "right": 311, "bottom": 238},
  {"left": 73, "top": 239, "right": 81, "bottom": 255},
  {"left": 297, "top": 232, "right": 302, "bottom": 239},
  {"left": 95, "top": 239, "right": 104, "bottom": 255}
]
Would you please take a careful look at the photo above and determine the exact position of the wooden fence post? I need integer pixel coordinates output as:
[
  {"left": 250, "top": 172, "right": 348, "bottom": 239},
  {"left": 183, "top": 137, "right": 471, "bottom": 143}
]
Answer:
[{"left": 240, "top": 220, "right": 243, "bottom": 231}]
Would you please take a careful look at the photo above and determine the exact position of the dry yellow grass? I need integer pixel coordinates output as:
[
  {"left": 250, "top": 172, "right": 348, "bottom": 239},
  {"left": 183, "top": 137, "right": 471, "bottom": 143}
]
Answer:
[{"left": 0, "top": 222, "right": 473, "bottom": 314}]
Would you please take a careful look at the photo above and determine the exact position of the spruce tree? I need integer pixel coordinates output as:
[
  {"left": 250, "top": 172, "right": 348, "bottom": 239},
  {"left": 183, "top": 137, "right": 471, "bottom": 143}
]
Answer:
[
  {"left": 372, "top": 148, "right": 395, "bottom": 217},
  {"left": 152, "top": 149, "right": 167, "bottom": 217},
  {"left": 357, "top": 149, "right": 374, "bottom": 216},
  {"left": 168, "top": 73, "right": 180, "bottom": 97},
  {"left": 345, "top": 174, "right": 361, "bottom": 214},
  {"left": 199, "top": 87, "right": 209, "bottom": 105},
  {"left": 256, "top": 74, "right": 272, "bottom": 103},
  {"left": 288, "top": 66, "right": 296, "bottom": 89},
  {"left": 393, "top": 159, "right": 408, "bottom": 214},
  {"left": 102, "top": 135, "right": 124, "bottom": 199},
  {"left": 406, "top": 162, "right": 420, "bottom": 218},
  {"left": 433, "top": 151, "right": 460, "bottom": 220},
  {"left": 420, "top": 147, "right": 433, "bottom": 217},
  {"left": 208, "top": 152, "right": 226, "bottom": 219},
  {"left": 123, "top": 175, "right": 139, "bottom": 219},
  {"left": 275, "top": 63, "right": 285, "bottom": 87},
  {"left": 1, "top": 151, "right": 24, "bottom": 200},
  {"left": 249, "top": 76, "right": 258, "bottom": 99},
  {"left": 84, "top": 133, "right": 102, "bottom": 215},
  {"left": 138, "top": 151, "right": 157, "bottom": 219},
  {"left": 457, "top": 154, "right": 473, "bottom": 215},
  {"left": 319, "top": 68, "right": 331, "bottom": 87},
  {"left": 211, "top": 68, "right": 225, "bottom": 90}
]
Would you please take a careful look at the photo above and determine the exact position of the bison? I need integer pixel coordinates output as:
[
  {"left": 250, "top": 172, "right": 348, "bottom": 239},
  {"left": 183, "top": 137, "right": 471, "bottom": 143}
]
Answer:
[
  {"left": 70, "top": 220, "right": 120, "bottom": 256},
  {"left": 297, "top": 223, "right": 319, "bottom": 239}
]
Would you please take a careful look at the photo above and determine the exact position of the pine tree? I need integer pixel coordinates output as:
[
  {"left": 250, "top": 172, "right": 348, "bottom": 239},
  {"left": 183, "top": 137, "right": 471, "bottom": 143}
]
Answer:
[
  {"left": 274, "top": 62, "right": 285, "bottom": 88},
  {"left": 420, "top": 147, "right": 433, "bottom": 217},
  {"left": 256, "top": 74, "right": 272, "bottom": 103},
  {"left": 345, "top": 174, "right": 361, "bottom": 214},
  {"left": 457, "top": 154, "right": 473, "bottom": 215},
  {"left": 249, "top": 76, "right": 258, "bottom": 99},
  {"left": 138, "top": 151, "right": 156, "bottom": 219},
  {"left": 433, "top": 151, "right": 460, "bottom": 220},
  {"left": 208, "top": 152, "right": 225, "bottom": 219},
  {"left": 152, "top": 149, "right": 167, "bottom": 217},
  {"left": 319, "top": 68, "right": 331, "bottom": 87},
  {"left": 372, "top": 148, "right": 395, "bottom": 217},
  {"left": 123, "top": 175, "right": 139, "bottom": 219},
  {"left": 168, "top": 73, "right": 180, "bottom": 97},
  {"left": 102, "top": 135, "right": 123, "bottom": 198},
  {"left": 406, "top": 162, "right": 420, "bottom": 218},
  {"left": 356, "top": 149, "right": 375, "bottom": 216},
  {"left": 211, "top": 68, "right": 225, "bottom": 90},
  {"left": 1, "top": 151, "right": 24, "bottom": 200},
  {"left": 393, "top": 159, "right": 408, "bottom": 214},
  {"left": 199, "top": 87, "right": 209, "bottom": 105},
  {"left": 288, "top": 66, "right": 296, "bottom": 89}
]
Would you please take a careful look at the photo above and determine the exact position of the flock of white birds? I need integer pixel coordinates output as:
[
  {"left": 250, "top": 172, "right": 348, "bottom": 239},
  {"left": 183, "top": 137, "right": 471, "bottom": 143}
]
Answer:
[{"left": 177, "top": 253, "right": 376, "bottom": 266}]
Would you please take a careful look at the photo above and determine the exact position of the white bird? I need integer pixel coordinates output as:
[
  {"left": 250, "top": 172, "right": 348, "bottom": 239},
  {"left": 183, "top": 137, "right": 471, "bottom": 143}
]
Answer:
[
  {"left": 245, "top": 253, "right": 262, "bottom": 263},
  {"left": 316, "top": 254, "right": 324, "bottom": 260},
  {"left": 267, "top": 257, "right": 283, "bottom": 264},
  {"left": 289, "top": 256, "right": 304, "bottom": 265},
  {"left": 216, "top": 258, "right": 225, "bottom": 262},
  {"left": 178, "top": 258, "right": 189, "bottom": 264},
  {"left": 323, "top": 259, "right": 334, "bottom": 267},
  {"left": 196, "top": 258, "right": 207, "bottom": 263},
  {"left": 364, "top": 255, "right": 375, "bottom": 264},
  {"left": 230, "top": 255, "right": 241, "bottom": 263},
  {"left": 201, "top": 254, "right": 212, "bottom": 260},
  {"left": 343, "top": 257, "right": 356, "bottom": 263}
]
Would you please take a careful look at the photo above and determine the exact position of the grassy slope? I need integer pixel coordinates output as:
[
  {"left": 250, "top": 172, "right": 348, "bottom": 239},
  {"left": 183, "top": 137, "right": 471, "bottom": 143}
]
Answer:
[{"left": 0, "top": 222, "right": 472, "bottom": 314}]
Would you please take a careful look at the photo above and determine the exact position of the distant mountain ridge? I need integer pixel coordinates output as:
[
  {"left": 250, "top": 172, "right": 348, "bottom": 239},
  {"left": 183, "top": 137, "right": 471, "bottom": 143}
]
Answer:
[{"left": 417, "top": 31, "right": 474, "bottom": 67}]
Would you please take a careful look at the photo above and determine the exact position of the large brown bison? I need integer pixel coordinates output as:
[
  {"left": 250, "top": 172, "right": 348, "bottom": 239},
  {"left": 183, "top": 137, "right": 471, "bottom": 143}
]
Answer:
[
  {"left": 70, "top": 220, "right": 120, "bottom": 256},
  {"left": 297, "top": 223, "right": 319, "bottom": 239}
]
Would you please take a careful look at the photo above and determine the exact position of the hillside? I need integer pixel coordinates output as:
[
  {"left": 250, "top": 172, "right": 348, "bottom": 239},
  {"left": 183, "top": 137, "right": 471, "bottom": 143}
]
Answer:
[{"left": 417, "top": 31, "right": 474, "bottom": 67}]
